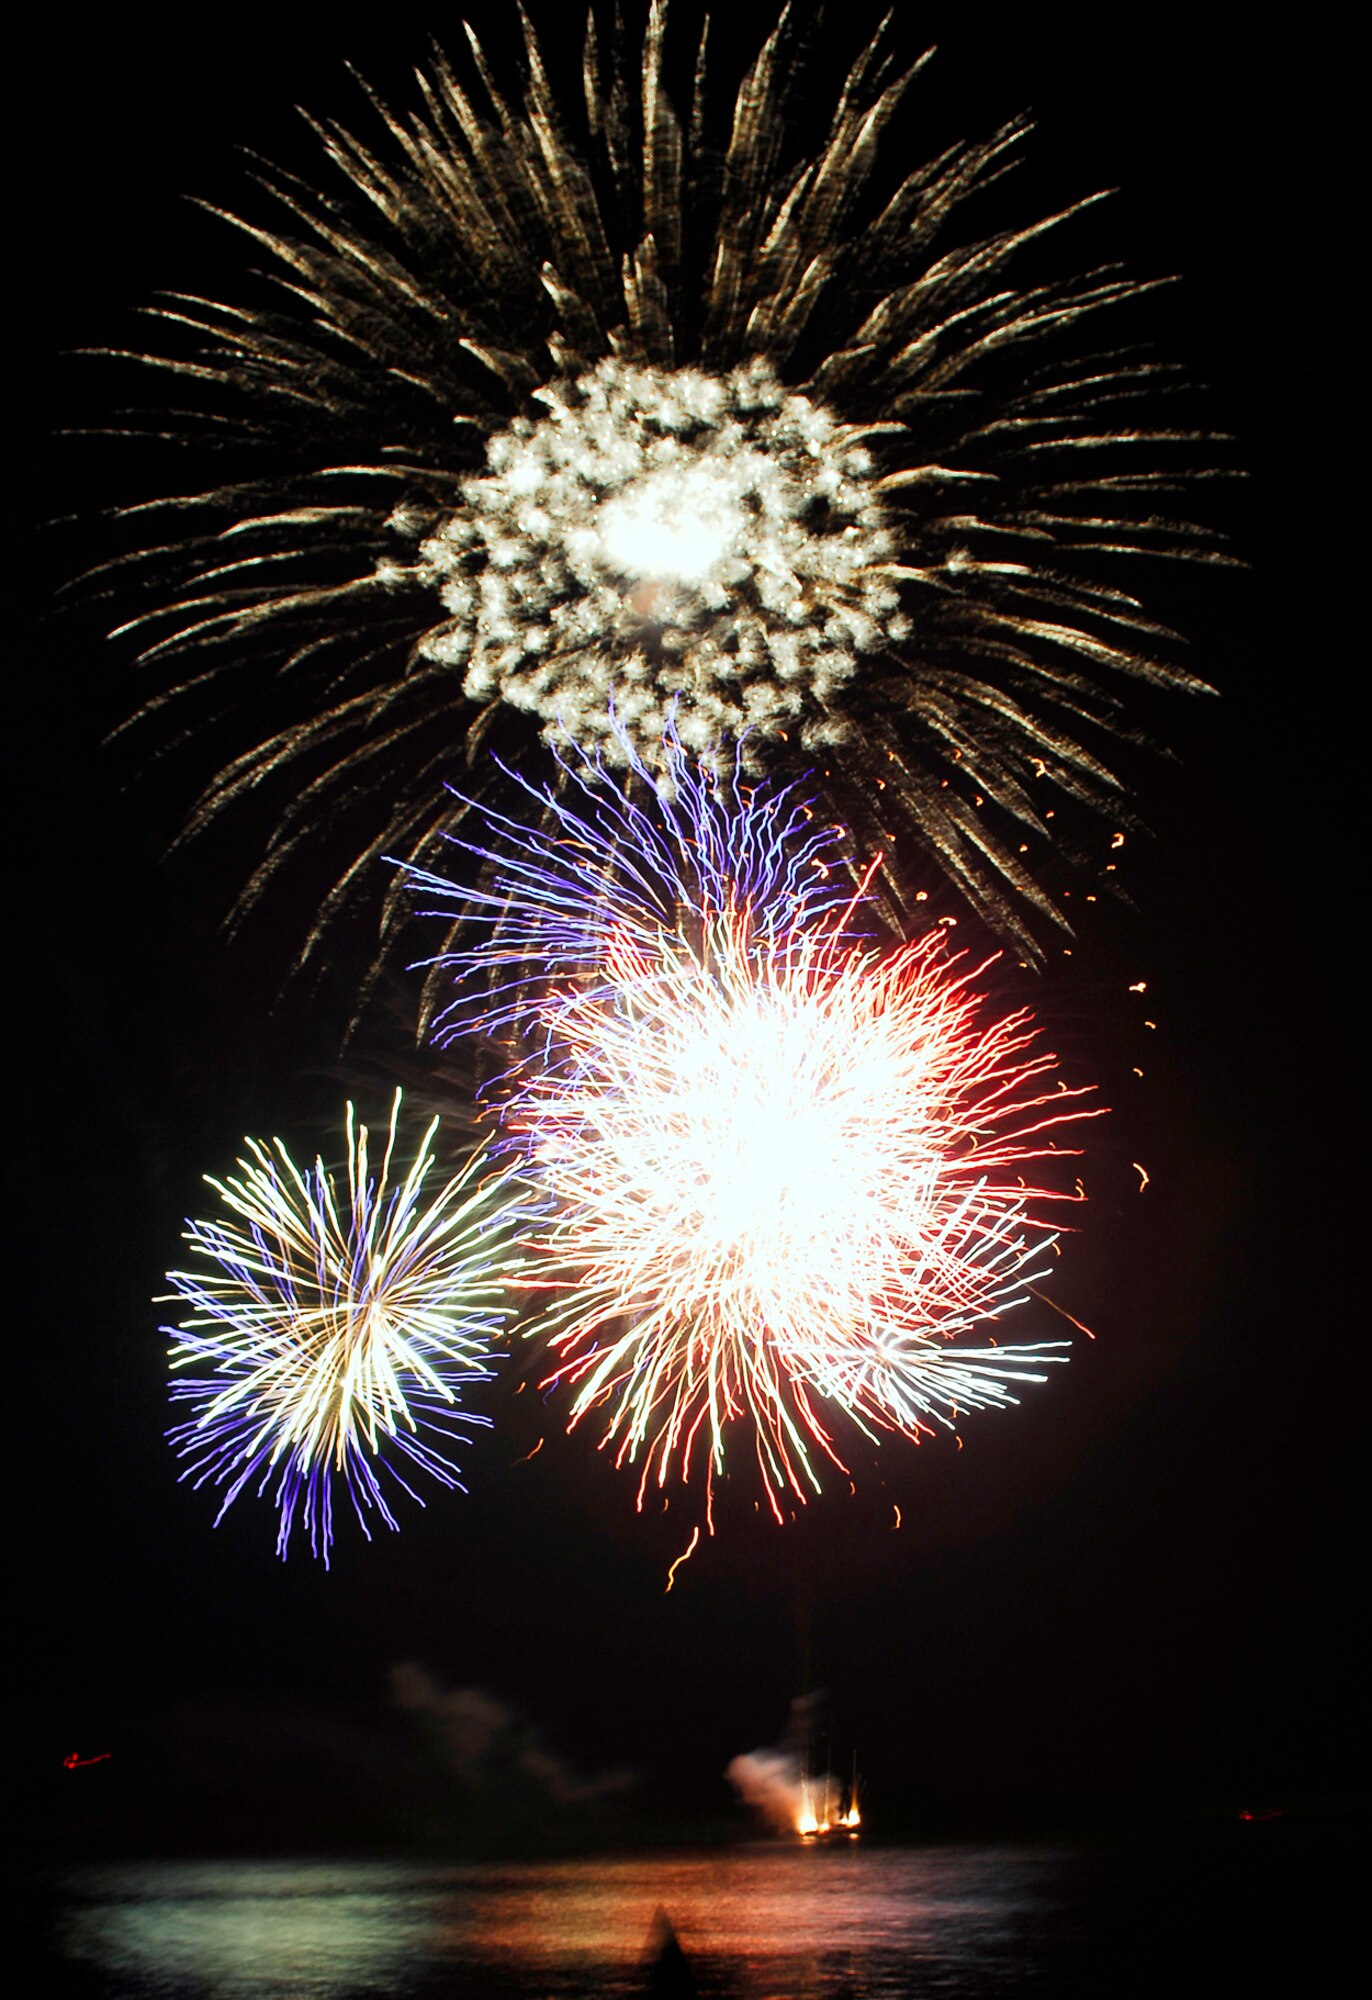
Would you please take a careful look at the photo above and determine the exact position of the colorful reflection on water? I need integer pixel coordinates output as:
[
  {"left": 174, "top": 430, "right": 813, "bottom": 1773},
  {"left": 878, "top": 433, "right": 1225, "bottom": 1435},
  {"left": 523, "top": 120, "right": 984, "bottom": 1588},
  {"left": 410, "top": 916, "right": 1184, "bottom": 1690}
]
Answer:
[
  {"left": 50, "top": 1847, "right": 1075, "bottom": 1997},
  {"left": 453, "top": 1846, "right": 1058, "bottom": 1991}
]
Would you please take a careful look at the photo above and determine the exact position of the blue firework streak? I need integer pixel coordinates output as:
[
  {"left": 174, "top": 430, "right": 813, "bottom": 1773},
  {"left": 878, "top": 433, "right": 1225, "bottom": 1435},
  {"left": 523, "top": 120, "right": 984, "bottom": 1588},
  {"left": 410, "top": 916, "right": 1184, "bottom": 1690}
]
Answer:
[
  {"left": 163, "top": 1092, "right": 524, "bottom": 1563},
  {"left": 406, "top": 720, "right": 873, "bottom": 1054}
]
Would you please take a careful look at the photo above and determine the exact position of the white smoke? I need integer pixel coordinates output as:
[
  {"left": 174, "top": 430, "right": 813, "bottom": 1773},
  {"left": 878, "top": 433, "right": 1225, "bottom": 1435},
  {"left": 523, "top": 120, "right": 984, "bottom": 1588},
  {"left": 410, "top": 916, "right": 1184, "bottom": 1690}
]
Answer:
[
  {"left": 726, "top": 1696, "right": 842, "bottom": 1833},
  {"left": 391, "top": 1663, "right": 634, "bottom": 1809}
]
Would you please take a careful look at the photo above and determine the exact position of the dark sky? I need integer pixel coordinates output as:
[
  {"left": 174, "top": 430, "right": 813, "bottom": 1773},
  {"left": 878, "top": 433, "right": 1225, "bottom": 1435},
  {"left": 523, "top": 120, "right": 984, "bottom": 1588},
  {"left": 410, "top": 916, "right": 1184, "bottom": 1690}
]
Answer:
[{"left": 14, "top": 7, "right": 1359, "bottom": 1856}]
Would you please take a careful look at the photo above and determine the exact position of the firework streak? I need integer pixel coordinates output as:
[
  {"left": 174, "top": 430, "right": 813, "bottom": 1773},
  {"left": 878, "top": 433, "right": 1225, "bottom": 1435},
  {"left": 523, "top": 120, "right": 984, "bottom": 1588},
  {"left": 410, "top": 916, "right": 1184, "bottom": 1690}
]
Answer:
[{"left": 162, "top": 1094, "right": 524, "bottom": 1561}]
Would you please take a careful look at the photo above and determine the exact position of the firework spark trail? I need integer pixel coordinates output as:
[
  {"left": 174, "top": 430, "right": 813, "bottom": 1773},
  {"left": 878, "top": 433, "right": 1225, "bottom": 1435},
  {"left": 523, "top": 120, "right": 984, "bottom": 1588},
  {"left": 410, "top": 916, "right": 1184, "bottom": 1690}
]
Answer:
[
  {"left": 91, "top": 1, "right": 1228, "bottom": 991},
  {"left": 163, "top": 1093, "right": 525, "bottom": 1562},
  {"left": 497, "top": 905, "right": 1091, "bottom": 1522}
]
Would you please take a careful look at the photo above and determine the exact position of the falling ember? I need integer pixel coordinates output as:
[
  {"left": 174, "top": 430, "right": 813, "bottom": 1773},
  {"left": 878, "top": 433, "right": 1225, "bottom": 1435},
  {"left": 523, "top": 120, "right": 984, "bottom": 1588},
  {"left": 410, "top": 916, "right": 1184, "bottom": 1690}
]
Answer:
[
  {"left": 665, "top": 1526, "right": 701, "bottom": 1592},
  {"left": 1028, "top": 1286, "right": 1097, "bottom": 1341}
]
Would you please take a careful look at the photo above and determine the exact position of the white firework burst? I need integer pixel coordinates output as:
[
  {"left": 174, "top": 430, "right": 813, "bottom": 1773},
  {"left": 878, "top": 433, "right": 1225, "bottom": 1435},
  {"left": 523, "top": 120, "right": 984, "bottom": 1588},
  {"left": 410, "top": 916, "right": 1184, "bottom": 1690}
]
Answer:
[{"left": 91, "top": 1, "right": 1229, "bottom": 983}]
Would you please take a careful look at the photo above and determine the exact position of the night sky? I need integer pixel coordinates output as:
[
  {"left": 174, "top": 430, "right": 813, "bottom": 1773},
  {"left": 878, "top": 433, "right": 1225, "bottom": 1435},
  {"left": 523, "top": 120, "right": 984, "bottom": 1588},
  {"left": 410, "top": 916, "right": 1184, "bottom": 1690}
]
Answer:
[{"left": 14, "top": 7, "right": 1359, "bottom": 1860}]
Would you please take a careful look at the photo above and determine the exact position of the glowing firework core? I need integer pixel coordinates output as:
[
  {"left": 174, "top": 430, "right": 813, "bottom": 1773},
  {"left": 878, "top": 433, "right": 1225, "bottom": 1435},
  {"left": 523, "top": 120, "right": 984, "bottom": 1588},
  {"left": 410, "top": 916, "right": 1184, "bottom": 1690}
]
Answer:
[
  {"left": 552, "top": 928, "right": 923, "bottom": 1339},
  {"left": 596, "top": 460, "right": 742, "bottom": 584},
  {"left": 412, "top": 358, "right": 906, "bottom": 759}
]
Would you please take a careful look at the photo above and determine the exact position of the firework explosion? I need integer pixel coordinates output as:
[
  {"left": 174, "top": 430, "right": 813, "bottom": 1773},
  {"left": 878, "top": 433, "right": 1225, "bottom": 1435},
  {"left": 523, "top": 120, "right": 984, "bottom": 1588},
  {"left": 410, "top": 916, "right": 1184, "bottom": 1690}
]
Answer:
[
  {"left": 417, "top": 747, "right": 1090, "bottom": 1518},
  {"left": 163, "top": 1094, "right": 523, "bottom": 1562},
  {"left": 95, "top": 0, "right": 1225, "bottom": 986},
  {"left": 512, "top": 910, "right": 1085, "bottom": 1521}
]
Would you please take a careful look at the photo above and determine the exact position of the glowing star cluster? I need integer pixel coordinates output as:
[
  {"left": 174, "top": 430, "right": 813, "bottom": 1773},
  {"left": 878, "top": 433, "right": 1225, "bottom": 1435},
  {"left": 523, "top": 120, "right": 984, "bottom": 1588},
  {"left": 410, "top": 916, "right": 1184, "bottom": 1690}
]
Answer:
[
  {"left": 162, "top": 1095, "right": 522, "bottom": 1562},
  {"left": 500, "top": 910, "right": 1087, "bottom": 1522},
  {"left": 410, "top": 358, "right": 905, "bottom": 761}
]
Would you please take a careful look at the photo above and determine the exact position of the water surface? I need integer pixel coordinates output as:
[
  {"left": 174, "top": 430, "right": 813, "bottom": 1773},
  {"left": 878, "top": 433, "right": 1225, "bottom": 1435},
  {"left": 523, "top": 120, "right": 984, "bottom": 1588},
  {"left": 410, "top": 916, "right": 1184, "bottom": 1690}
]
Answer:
[{"left": 42, "top": 1832, "right": 1328, "bottom": 1997}]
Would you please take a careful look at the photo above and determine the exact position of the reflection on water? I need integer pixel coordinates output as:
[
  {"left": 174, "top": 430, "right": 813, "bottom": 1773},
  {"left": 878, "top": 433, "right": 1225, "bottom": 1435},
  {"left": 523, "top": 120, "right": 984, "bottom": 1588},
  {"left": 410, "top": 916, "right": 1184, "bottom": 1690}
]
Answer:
[
  {"left": 455, "top": 1847, "right": 1058, "bottom": 1993},
  {"left": 45, "top": 1830, "right": 1324, "bottom": 1998},
  {"left": 49, "top": 1847, "right": 1075, "bottom": 1998},
  {"left": 54, "top": 1860, "right": 429, "bottom": 1998}
]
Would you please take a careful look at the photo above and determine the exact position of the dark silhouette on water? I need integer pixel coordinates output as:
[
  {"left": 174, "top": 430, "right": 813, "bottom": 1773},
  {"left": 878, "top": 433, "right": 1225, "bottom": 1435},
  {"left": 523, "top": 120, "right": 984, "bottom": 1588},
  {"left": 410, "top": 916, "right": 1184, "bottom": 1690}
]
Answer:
[{"left": 643, "top": 1908, "right": 699, "bottom": 1998}]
